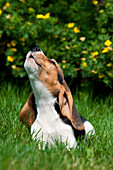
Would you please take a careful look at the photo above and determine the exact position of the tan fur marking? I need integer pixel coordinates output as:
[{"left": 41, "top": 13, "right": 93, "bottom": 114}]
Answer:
[{"left": 19, "top": 93, "right": 36, "bottom": 126}]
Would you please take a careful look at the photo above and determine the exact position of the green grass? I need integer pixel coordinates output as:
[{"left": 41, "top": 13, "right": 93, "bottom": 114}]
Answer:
[{"left": 0, "top": 83, "right": 113, "bottom": 170}]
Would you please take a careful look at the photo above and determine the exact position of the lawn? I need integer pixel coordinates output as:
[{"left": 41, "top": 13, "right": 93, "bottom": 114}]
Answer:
[{"left": 0, "top": 82, "right": 113, "bottom": 170}]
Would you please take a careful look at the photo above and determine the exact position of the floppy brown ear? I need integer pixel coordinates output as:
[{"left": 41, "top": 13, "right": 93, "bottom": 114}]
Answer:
[
  {"left": 58, "top": 82, "right": 85, "bottom": 130},
  {"left": 19, "top": 92, "right": 37, "bottom": 126}
]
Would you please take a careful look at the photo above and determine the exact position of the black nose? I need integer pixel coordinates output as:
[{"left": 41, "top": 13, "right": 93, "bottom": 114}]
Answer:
[{"left": 32, "top": 47, "right": 41, "bottom": 52}]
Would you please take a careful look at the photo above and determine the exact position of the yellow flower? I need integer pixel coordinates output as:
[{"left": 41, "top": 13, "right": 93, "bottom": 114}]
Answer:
[
  {"left": 37, "top": 13, "right": 50, "bottom": 19},
  {"left": 3, "top": 2, "right": 10, "bottom": 10},
  {"left": 104, "top": 40, "right": 112, "bottom": 46},
  {"left": 36, "top": 14, "right": 44, "bottom": 19},
  {"left": 99, "top": 9, "right": 104, "bottom": 13},
  {"left": 12, "top": 65, "right": 18, "bottom": 70},
  {"left": 82, "top": 50, "right": 88, "bottom": 54},
  {"left": 102, "top": 47, "right": 109, "bottom": 53},
  {"left": 106, "top": 3, "right": 111, "bottom": 7},
  {"left": 99, "top": 74, "right": 105, "bottom": 79},
  {"left": 81, "top": 58, "right": 86, "bottom": 61},
  {"left": 7, "top": 43, "right": 11, "bottom": 47},
  {"left": 90, "top": 55, "right": 94, "bottom": 59},
  {"left": 68, "top": 23, "right": 75, "bottom": 28},
  {"left": 10, "top": 48, "right": 17, "bottom": 52},
  {"left": 62, "top": 60, "right": 66, "bottom": 63},
  {"left": 26, "top": 22, "right": 31, "bottom": 25},
  {"left": 11, "top": 40, "right": 16, "bottom": 47},
  {"left": 73, "top": 45, "right": 77, "bottom": 48},
  {"left": 3, "top": 6, "right": 7, "bottom": 10},
  {"left": 80, "top": 37, "right": 86, "bottom": 41},
  {"left": 83, "top": 62, "right": 87, "bottom": 67},
  {"left": 20, "top": 37, "right": 25, "bottom": 42},
  {"left": 91, "top": 51, "right": 99, "bottom": 56},
  {"left": 62, "top": 37, "right": 66, "bottom": 41},
  {"left": 9, "top": 26, "right": 14, "bottom": 29},
  {"left": 63, "top": 65, "right": 66, "bottom": 69},
  {"left": 92, "top": 1, "right": 98, "bottom": 5},
  {"left": 43, "top": 12, "right": 50, "bottom": 19},
  {"left": 0, "top": 9, "right": 2, "bottom": 15},
  {"left": 93, "top": 58, "right": 97, "bottom": 62},
  {"left": 107, "top": 63, "right": 112, "bottom": 67},
  {"left": 7, "top": 56, "right": 15, "bottom": 62},
  {"left": 6, "top": 14, "right": 11, "bottom": 19},
  {"left": 107, "top": 46, "right": 112, "bottom": 51},
  {"left": 108, "top": 72, "right": 112, "bottom": 77},
  {"left": 94, "top": 71, "right": 97, "bottom": 74},
  {"left": 28, "top": 7, "right": 34, "bottom": 12},
  {"left": 55, "top": 35, "right": 58, "bottom": 38},
  {"left": 74, "top": 27, "right": 80, "bottom": 33},
  {"left": 5, "top": 2, "right": 10, "bottom": 8},
  {"left": 65, "top": 45, "right": 70, "bottom": 50},
  {"left": 92, "top": 70, "right": 97, "bottom": 74}
]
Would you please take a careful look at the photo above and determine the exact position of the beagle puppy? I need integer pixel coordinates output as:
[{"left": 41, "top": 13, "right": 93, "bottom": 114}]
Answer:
[{"left": 19, "top": 47, "right": 95, "bottom": 149}]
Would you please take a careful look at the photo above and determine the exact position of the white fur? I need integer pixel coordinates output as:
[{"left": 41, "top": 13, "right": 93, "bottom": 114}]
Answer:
[
  {"left": 84, "top": 121, "right": 95, "bottom": 137},
  {"left": 30, "top": 79, "right": 77, "bottom": 149},
  {"left": 25, "top": 51, "right": 77, "bottom": 149}
]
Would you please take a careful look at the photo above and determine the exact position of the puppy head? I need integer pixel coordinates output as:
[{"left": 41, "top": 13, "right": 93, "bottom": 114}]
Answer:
[
  {"left": 21, "top": 47, "right": 84, "bottom": 130},
  {"left": 24, "top": 47, "right": 64, "bottom": 96}
]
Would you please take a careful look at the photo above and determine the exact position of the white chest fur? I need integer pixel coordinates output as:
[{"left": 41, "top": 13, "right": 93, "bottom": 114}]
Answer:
[{"left": 29, "top": 76, "right": 77, "bottom": 149}]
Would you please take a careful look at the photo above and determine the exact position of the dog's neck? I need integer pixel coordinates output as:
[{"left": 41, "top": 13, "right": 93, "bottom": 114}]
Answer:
[{"left": 29, "top": 76, "right": 59, "bottom": 122}]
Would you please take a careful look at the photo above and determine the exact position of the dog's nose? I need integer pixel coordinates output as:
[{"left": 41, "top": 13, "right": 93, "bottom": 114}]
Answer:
[{"left": 32, "top": 47, "right": 41, "bottom": 52}]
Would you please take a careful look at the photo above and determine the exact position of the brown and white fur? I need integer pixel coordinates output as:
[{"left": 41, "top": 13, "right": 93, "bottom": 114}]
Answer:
[{"left": 19, "top": 47, "right": 95, "bottom": 149}]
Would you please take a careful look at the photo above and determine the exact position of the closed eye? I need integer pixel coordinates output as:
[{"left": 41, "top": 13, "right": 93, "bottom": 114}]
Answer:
[
  {"left": 49, "top": 59, "right": 57, "bottom": 67},
  {"left": 58, "top": 72, "right": 63, "bottom": 84}
]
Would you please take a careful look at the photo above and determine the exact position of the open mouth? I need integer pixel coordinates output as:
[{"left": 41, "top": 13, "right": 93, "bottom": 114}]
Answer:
[{"left": 29, "top": 54, "right": 42, "bottom": 67}]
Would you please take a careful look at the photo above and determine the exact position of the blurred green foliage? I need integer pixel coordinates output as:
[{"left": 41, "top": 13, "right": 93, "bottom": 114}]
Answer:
[{"left": 0, "top": 0, "right": 113, "bottom": 87}]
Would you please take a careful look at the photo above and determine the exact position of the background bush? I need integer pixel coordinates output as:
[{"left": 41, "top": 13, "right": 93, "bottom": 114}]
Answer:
[{"left": 0, "top": 0, "right": 113, "bottom": 88}]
